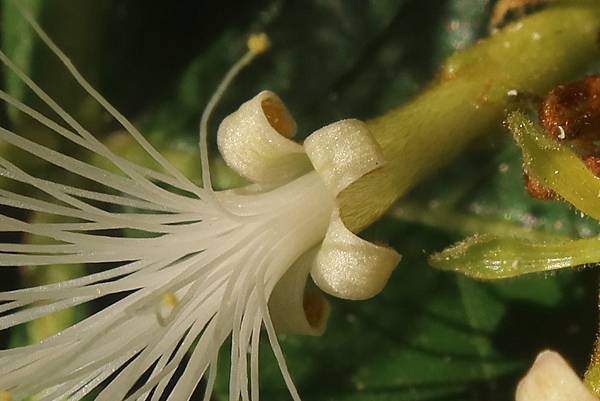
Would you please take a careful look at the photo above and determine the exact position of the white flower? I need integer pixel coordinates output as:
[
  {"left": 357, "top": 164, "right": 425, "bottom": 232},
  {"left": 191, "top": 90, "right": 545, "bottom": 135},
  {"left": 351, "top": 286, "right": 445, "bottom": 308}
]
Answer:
[
  {"left": 0, "top": 5, "right": 400, "bottom": 401},
  {"left": 516, "top": 350, "right": 598, "bottom": 401}
]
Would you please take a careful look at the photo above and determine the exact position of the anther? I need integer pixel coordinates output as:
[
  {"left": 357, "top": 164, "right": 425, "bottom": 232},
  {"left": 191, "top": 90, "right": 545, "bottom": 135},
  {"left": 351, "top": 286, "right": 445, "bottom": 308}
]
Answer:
[
  {"left": 247, "top": 33, "right": 271, "bottom": 55},
  {"left": 162, "top": 292, "right": 178, "bottom": 308}
]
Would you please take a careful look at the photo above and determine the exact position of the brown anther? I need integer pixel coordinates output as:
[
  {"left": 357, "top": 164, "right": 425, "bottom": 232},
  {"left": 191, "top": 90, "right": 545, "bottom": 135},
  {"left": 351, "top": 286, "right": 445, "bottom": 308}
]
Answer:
[
  {"left": 261, "top": 96, "right": 296, "bottom": 138},
  {"left": 303, "top": 288, "right": 327, "bottom": 329},
  {"left": 524, "top": 172, "right": 557, "bottom": 200},
  {"left": 540, "top": 75, "right": 600, "bottom": 143}
]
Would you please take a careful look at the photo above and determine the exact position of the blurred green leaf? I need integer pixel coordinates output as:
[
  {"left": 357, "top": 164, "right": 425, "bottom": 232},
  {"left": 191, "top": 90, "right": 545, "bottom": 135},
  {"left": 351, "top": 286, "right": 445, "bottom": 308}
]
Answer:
[{"left": 2, "top": 0, "right": 107, "bottom": 131}]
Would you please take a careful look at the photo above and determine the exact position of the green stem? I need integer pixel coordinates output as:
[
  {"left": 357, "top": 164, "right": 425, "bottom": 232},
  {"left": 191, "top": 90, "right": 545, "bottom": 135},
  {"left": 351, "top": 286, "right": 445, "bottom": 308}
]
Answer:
[
  {"left": 340, "top": 1, "right": 600, "bottom": 232},
  {"left": 392, "top": 200, "right": 567, "bottom": 242}
]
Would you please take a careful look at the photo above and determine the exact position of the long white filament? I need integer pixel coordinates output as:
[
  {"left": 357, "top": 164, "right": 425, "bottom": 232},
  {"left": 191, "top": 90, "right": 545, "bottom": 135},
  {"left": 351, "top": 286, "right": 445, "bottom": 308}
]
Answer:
[
  {"left": 9, "top": 0, "right": 204, "bottom": 199},
  {"left": 0, "top": 88, "right": 190, "bottom": 195},
  {"left": 198, "top": 51, "right": 257, "bottom": 193}
]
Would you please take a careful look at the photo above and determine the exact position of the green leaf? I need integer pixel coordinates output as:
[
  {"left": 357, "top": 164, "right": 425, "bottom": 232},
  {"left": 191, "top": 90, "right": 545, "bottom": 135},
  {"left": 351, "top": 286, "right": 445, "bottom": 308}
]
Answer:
[{"left": 2, "top": 0, "right": 107, "bottom": 131}]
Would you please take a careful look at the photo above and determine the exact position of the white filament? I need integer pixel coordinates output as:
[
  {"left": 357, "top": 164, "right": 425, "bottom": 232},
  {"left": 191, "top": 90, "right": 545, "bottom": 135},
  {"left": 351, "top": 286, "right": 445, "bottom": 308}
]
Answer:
[{"left": 198, "top": 51, "right": 257, "bottom": 193}]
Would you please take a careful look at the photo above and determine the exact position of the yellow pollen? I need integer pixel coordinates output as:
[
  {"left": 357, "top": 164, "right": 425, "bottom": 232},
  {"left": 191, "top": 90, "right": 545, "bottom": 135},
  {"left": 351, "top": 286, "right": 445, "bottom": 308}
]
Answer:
[
  {"left": 163, "top": 292, "right": 178, "bottom": 307},
  {"left": 0, "top": 391, "right": 12, "bottom": 401},
  {"left": 247, "top": 33, "right": 270, "bottom": 55}
]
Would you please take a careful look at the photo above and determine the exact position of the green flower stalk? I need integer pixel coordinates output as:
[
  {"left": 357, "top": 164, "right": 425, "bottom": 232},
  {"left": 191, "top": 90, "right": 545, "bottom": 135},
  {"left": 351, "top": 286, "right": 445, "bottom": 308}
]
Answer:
[
  {"left": 0, "top": 1, "right": 599, "bottom": 401},
  {"left": 341, "top": 0, "right": 600, "bottom": 232}
]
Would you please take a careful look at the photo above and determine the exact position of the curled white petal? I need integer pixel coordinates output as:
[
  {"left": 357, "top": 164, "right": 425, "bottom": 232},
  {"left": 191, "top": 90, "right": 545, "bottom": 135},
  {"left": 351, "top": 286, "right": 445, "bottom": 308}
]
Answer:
[
  {"left": 310, "top": 209, "right": 401, "bottom": 301},
  {"left": 304, "top": 119, "right": 385, "bottom": 196},
  {"left": 217, "top": 90, "right": 312, "bottom": 184},
  {"left": 269, "top": 249, "right": 330, "bottom": 336},
  {"left": 516, "top": 350, "right": 598, "bottom": 401}
]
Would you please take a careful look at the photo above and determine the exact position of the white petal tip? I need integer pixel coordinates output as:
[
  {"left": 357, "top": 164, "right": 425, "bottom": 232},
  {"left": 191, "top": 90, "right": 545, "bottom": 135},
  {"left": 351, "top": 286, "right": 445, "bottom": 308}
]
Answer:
[
  {"left": 516, "top": 350, "right": 598, "bottom": 401},
  {"left": 311, "top": 210, "right": 401, "bottom": 301}
]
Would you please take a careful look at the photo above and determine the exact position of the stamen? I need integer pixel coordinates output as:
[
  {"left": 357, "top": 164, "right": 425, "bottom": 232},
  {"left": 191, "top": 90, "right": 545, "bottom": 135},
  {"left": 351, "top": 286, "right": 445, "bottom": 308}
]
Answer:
[
  {"left": 198, "top": 33, "right": 271, "bottom": 193},
  {"left": 247, "top": 33, "right": 271, "bottom": 55},
  {"left": 0, "top": 391, "right": 11, "bottom": 401},
  {"left": 303, "top": 288, "right": 328, "bottom": 330}
]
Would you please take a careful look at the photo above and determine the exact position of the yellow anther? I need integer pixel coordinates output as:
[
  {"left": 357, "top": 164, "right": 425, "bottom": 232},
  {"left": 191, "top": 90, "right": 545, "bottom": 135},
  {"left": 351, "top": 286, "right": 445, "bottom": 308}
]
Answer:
[
  {"left": 0, "top": 390, "right": 12, "bottom": 401},
  {"left": 247, "top": 33, "right": 270, "bottom": 55},
  {"left": 163, "top": 292, "right": 178, "bottom": 307}
]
